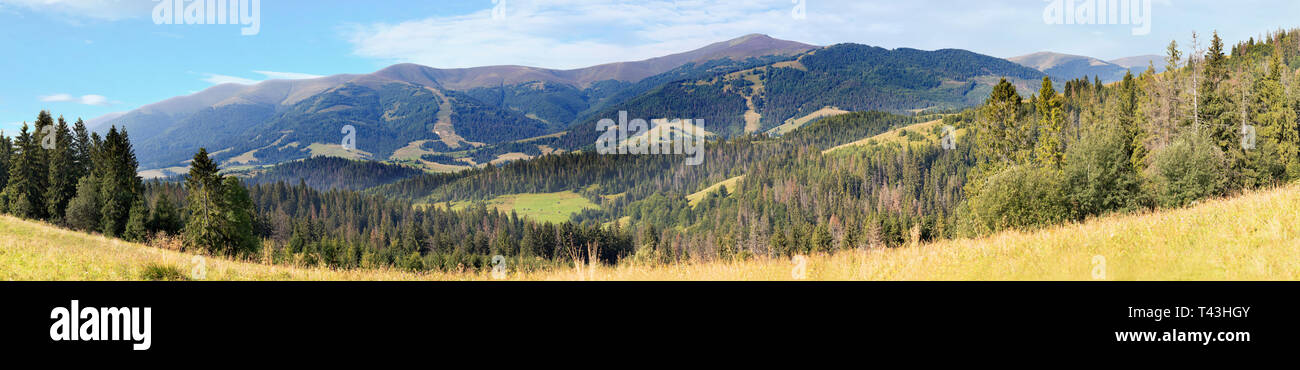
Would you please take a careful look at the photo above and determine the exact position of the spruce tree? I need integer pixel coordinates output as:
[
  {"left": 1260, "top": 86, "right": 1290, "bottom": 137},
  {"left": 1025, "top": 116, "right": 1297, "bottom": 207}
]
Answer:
[
  {"left": 222, "top": 177, "right": 261, "bottom": 256},
  {"left": 97, "top": 127, "right": 141, "bottom": 237},
  {"left": 1034, "top": 76, "right": 1065, "bottom": 169},
  {"left": 1200, "top": 32, "right": 1236, "bottom": 150},
  {"left": 811, "top": 223, "right": 832, "bottom": 254},
  {"left": 46, "top": 116, "right": 77, "bottom": 223},
  {"left": 123, "top": 197, "right": 150, "bottom": 242},
  {"left": 183, "top": 148, "right": 228, "bottom": 253},
  {"left": 0, "top": 133, "right": 11, "bottom": 198},
  {"left": 770, "top": 228, "right": 788, "bottom": 257},
  {"left": 148, "top": 192, "right": 183, "bottom": 236},
  {"left": 978, "top": 79, "right": 1026, "bottom": 165},
  {"left": 1253, "top": 52, "right": 1298, "bottom": 179},
  {"left": 6, "top": 123, "right": 44, "bottom": 219},
  {"left": 71, "top": 118, "right": 93, "bottom": 179}
]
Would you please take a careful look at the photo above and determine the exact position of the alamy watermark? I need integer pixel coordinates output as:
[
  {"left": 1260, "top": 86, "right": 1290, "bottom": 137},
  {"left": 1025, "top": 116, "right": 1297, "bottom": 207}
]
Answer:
[
  {"left": 152, "top": 0, "right": 261, "bottom": 36},
  {"left": 1241, "top": 124, "right": 1256, "bottom": 150},
  {"left": 595, "top": 111, "right": 706, "bottom": 166},
  {"left": 1091, "top": 255, "right": 1107, "bottom": 280},
  {"left": 791, "top": 0, "right": 806, "bottom": 20},
  {"left": 1043, "top": 0, "right": 1152, "bottom": 36},
  {"left": 941, "top": 125, "right": 957, "bottom": 150},
  {"left": 492, "top": 0, "right": 507, "bottom": 21},
  {"left": 341, "top": 124, "right": 358, "bottom": 151}
]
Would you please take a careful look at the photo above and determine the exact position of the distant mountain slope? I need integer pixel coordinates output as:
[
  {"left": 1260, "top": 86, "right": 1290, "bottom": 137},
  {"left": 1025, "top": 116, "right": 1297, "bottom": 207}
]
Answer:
[
  {"left": 403, "top": 33, "right": 816, "bottom": 90},
  {"left": 91, "top": 34, "right": 817, "bottom": 171},
  {"left": 558, "top": 43, "right": 1045, "bottom": 149},
  {"left": 1008, "top": 51, "right": 1130, "bottom": 83},
  {"left": 1109, "top": 54, "right": 1167, "bottom": 74}
]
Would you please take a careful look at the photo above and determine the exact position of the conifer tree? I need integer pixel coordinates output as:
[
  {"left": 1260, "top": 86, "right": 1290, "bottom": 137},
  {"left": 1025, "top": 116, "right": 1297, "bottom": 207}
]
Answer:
[
  {"left": 97, "top": 127, "right": 141, "bottom": 237},
  {"left": 1201, "top": 32, "right": 1236, "bottom": 151},
  {"left": 1034, "top": 77, "right": 1065, "bottom": 169},
  {"left": 0, "top": 133, "right": 11, "bottom": 195},
  {"left": 978, "top": 79, "right": 1027, "bottom": 165},
  {"left": 71, "top": 118, "right": 93, "bottom": 179},
  {"left": 148, "top": 192, "right": 183, "bottom": 236},
  {"left": 46, "top": 116, "right": 78, "bottom": 223},
  {"left": 123, "top": 197, "right": 150, "bottom": 242},
  {"left": 6, "top": 123, "right": 45, "bottom": 219},
  {"left": 183, "top": 148, "right": 227, "bottom": 253}
]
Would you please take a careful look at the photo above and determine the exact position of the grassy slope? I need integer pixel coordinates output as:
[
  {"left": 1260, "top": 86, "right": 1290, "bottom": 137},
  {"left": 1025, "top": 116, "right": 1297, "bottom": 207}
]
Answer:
[
  {"left": 823, "top": 119, "right": 965, "bottom": 154},
  {"left": 687, "top": 175, "right": 745, "bottom": 207},
  {"left": 3, "top": 184, "right": 1298, "bottom": 280},
  {"left": 0, "top": 215, "right": 435, "bottom": 280},
  {"left": 446, "top": 191, "right": 598, "bottom": 224}
]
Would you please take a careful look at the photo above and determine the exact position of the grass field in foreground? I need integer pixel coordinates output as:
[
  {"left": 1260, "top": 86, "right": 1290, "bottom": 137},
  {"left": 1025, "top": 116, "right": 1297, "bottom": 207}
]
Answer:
[{"left": 2, "top": 184, "right": 1298, "bottom": 281}]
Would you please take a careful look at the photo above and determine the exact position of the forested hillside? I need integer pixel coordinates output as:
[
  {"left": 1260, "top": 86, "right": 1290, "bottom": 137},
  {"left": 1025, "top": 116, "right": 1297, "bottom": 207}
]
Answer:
[{"left": 238, "top": 157, "right": 423, "bottom": 191}]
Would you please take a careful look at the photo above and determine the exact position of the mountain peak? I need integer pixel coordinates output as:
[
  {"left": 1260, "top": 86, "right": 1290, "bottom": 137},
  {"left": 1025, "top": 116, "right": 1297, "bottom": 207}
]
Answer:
[{"left": 729, "top": 33, "right": 776, "bottom": 45}]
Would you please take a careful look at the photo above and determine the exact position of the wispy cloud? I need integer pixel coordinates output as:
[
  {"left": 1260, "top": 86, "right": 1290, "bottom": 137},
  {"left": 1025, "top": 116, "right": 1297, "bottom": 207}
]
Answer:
[
  {"left": 200, "top": 70, "right": 326, "bottom": 86},
  {"left": 40, "top": 93, "right": 112, "bottom": 106},
  {"left": 253, "top": 71, "right": 326, "bottom": 80},
  {"left": 201, "top": 74, "right": 261, "bottom": 85},
  {"left": 0, "top": 0, "right": 154, "bottom": 21},
  {"left": 342, "top": 0, "right": 906, "bottom": 69}
]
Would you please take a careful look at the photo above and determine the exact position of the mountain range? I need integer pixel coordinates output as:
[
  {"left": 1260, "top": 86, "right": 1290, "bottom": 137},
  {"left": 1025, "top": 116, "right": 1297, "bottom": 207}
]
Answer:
[
  {"left": 1008, "top": 51, "right": 1165, "bottom": 83},
  {"left": 87, "top": 35, "right": 1154, "bottom": 176}
]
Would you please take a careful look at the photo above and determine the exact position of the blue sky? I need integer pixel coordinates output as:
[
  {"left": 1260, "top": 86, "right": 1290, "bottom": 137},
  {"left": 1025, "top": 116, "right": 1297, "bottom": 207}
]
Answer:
[{"left": 2, "top": 0, "right": 1298, "bottom": 133}]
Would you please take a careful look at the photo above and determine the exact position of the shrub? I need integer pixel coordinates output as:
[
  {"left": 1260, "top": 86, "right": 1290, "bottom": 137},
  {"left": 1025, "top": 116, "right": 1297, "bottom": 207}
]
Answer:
[
  {"left": 1147, "top": 133, "right": 1228, "bottom": 208},
  {"left": 1062, "top": 128, "right": 1145, "bottom": 219},
  {"left": 962, "top": 164, "right": 1068, "bottom": 235},
  {"left": 65, "top": 177, "right": 101, "bottom": 232},
  {"left": 140, "top": 263, "right": 188, "bottom": 281}
]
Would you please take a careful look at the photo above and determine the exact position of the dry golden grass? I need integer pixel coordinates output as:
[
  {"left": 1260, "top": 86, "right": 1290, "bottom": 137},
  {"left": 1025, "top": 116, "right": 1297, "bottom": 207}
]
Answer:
[
  {"left": 2, "top": 183, "right": 1298, "bottom": 281},
  {"left": 517, "top": 183, "right": 1300, "bottom": 281}
]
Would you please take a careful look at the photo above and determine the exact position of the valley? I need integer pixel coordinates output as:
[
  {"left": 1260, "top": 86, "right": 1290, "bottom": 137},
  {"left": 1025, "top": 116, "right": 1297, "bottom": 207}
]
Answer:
[{"left": 4, "top": 182, "right": 1296, "bottom": 280}]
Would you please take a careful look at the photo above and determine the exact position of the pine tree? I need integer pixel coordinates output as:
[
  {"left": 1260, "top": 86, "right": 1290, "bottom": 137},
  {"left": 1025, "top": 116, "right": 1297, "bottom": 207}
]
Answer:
[{"left": 46, "top": 116, "right": 78, "bottom": 223}]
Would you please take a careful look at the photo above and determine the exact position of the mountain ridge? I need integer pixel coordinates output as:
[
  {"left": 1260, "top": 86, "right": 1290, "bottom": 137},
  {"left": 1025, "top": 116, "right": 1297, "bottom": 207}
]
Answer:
[
  {"left": 88, "top": 34, "right": 816, "bottom": 130},
  {"left": 1008, "top": 51, "right": 1166, "bottom": 83}
]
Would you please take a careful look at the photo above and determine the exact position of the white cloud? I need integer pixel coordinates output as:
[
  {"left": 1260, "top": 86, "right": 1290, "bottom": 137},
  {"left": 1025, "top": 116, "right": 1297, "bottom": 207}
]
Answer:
[
  {"left": 201, "top": 70, "right": 326, "bottom": 85},
  {"left": 253, "top": 71, "right": 326, "bottom": 80},
  {"left": 201, "top": 74, "right": 261, "bottom": 85},
  {"left": 40, "top": 93, "right": 111, "bottom": 106},
  {"left": 0, "top": 0, "right": 155, "bottom": 21},
  {"left": 342, "top": 0, "right": 908, "bottom": 69}
]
